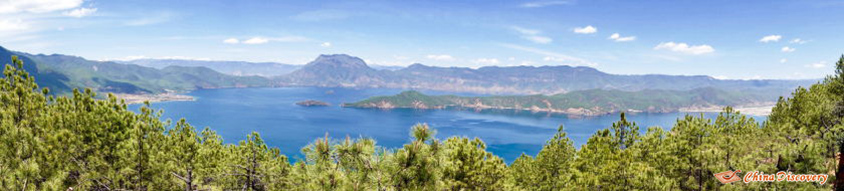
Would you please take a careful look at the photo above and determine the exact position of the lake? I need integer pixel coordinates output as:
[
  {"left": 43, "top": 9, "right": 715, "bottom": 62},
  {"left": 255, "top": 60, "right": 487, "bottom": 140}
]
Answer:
[{"left": 130, "top": 87, "right": 768, "bottom": 163}]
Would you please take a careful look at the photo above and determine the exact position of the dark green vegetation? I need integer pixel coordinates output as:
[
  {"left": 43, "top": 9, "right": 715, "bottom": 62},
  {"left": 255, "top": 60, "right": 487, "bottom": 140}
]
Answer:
[
  {"left": 3, "top": 52, "right": 844, "bottom": 190},
  {"left": 1, "top": 46, "right": 271, "bottom": 95},
  {"left": 343, "top": 87, "right": 762, "bottom": 116}
]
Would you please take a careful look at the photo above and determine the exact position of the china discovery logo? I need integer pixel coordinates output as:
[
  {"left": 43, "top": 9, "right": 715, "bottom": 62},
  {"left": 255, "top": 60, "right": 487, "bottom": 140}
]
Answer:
[
  {"left": 714, "top": 170, "right": 742, "bottom": 184},
  {"left": 714, "top": 170, "right": 828, "bottom": 185}
]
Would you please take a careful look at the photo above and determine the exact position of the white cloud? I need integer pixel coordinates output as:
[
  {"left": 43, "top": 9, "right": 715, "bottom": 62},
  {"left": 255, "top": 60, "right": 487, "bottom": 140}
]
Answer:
[
  {"left": 608, "top": 33, "right": 635, "bottom": 42},
  {"left": 790, "top": 38, "right": 807, "bottom": 44},
  {"left": 0, "top": 0, "right": 92, "bottom": 39},
  {"left": 523, "top": 35, "right": 552, "bottom": 44},
  {"left": 224, "top": 36, "right": 310, "bottom": 45},
  {"left": 573, "top": 25, "right": 597, "bottom": 34},
  {"left": 223, "top": 38, "right": 239, "bottom": 44},
  {"left": 542, "top": 56, "right": 564, "bottom": 62},
  {"left": 63, "top": 7, "right": 96, "bottom": 18},
  {"left": 806, "top": 61, "right": 827, "bottom": 69},
  {"left": 321, "top": 42, "right": 331, "bottom": 47},
  {"left": 107, "top": 55, "right": 148, "bottom": 61},
  {"left": 780, "top": 58, "right": 787, "bottom": 63},
  {"left": 759, "top": 35, "right": 782, "bottom": 43},
  {"left": 0, "top": 0, "right": 83, "bottom": 14},
  {"left": 781, "top": 46, "right": 795, "bottom": 52},
  {"left": 0, "top": 19, "right": 29, "bottom": 31},
  {"left": 519, "top": 61, "right": 534, "bottom": 66},
  {"left": 498, "top": 43, "right": 597, "bottom": 66},
  {"left": 712, "top": 75, "right": 729, "bottom": 80},
  {"left": 158, "top": 56, "right": 213, "bottom": 61},
  {"left": 520, "top": 1, "right": 569, "bottom": 8},
  {"left": 472, "top": 58, "right": 500, "bottom": 64},
  {"left": 511, "top": 26, "right": 552, "bottom": 44},
  {"left": 243, "top": 37, "right": 269, "bottom": 44},
  {"left": 426, "top": 54, "right": 455, "bottom": 61},
  {"left": 653, "top": 42, "right": 714, "bottom": 55},
  {"left": 511, "top": 26, "right": 540, "bottom": 35}
]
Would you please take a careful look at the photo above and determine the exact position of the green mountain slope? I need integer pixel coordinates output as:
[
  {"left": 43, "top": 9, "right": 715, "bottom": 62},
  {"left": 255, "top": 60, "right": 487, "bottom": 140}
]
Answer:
[
  {"left": 0, "top": 46, "right": 271, "bottom": 95},
  {"left": 343, "top": 88, "right": 765, "bottom": 116}
]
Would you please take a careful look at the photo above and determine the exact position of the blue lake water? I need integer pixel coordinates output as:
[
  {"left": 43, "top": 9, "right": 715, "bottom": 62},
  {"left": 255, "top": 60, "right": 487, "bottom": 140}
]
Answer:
[{"left": 130, "top": 87, "right": 767, "bottom": 163}]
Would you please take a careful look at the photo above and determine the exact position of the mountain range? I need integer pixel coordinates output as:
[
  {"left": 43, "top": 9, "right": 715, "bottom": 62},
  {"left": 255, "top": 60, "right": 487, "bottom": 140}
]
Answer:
[
  {"left": 120, "top": 59, "right": 301, "bottom": 77},
  {"left": 0, "top": 46, "right": 815, "bottom": 102},
  {"left": 275, "top": 54, "right": 813, "bottom": 98},
  {"left": 119, "top": 59, "right": 405, "bottom": 77}
]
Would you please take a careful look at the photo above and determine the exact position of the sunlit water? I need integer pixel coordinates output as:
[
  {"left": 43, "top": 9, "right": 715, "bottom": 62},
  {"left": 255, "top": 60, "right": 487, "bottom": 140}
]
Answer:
[{"left": 130, "top": 87, "right": 767, "bottom": 163}]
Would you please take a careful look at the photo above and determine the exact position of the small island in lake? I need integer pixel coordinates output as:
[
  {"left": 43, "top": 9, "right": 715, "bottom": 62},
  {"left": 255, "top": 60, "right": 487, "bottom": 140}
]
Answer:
[{"left": 296, "top": 100, "right": 330, "bottom": 107}]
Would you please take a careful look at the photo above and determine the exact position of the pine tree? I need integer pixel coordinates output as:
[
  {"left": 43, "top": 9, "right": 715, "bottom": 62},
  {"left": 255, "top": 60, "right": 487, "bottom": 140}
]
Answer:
[
  {"left": 530, "top": 126, "right": 576, "bottom": 190},
  {"left": 226, "top": 132, "right": 291, "bottom": 191},
  {"left": 388, "top": 123, "right": 443, "bottom": 190},
  {"left": 441, "top": 137, "right": 506, "bottom": 190}
]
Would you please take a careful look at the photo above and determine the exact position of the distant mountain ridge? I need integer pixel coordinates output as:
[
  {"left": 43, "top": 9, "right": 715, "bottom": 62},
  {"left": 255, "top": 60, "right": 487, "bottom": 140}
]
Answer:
[
  {"left": 0, "top": 46, "right": 815, "bottom": 101},
  {"left": 275, "top": 54, "right": 813, "bottom": 96},
  {"left": 121, "top": 59, "right": 301, "bottom": 77}
]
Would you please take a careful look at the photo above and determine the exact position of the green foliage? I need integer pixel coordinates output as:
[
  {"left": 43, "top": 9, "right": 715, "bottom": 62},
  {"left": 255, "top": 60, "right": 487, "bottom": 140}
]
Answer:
[
  {"left": 441, "top": 137, "right": 506, "bottom": 190},
  {"left": 2, "top": 55, "right": 844, "bottom": 190},
  {"left": 345, "top": 88, "right": 768, "bottom": 115}
]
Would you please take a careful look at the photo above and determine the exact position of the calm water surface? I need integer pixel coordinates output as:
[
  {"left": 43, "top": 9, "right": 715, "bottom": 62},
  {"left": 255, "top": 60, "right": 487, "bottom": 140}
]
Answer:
[{"left": 130, "top": 87, "right": 767, "bottom": 163}]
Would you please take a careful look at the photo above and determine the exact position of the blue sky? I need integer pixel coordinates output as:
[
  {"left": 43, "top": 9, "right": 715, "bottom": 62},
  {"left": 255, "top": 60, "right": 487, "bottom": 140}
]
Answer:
[{"left": 0, "top": 0, "right": 843, "bottom": 79}]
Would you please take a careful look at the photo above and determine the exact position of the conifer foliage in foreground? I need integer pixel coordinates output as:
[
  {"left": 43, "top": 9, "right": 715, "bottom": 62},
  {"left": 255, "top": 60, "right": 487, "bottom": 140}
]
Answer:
[{"left": 1, "top": 55, "right": 844, "bottom": 190}]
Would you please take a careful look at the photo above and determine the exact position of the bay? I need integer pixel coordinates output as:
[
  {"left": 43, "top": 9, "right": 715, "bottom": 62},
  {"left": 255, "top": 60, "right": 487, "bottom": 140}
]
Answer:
[{"left": 130, "top": 87, "right": 767, "bottom": 163}]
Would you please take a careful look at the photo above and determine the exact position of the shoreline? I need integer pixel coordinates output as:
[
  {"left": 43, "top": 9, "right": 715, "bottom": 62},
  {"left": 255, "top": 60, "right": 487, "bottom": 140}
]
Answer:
[
  {"left": 344, "top": 102, "right": 777, "bottom": 117},
  {"left": 112, "top": 88, "right": 776, "bottom": 117},
  {"left": 112, "top": 93, "right": 195, "bottom": 104},
  {"left": 678, "top": 102, "right": 775, "bottom": 116}
]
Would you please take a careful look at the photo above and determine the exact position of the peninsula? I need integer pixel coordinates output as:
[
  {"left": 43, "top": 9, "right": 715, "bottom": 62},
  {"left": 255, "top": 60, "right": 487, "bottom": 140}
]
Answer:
[{"left": 342, "top": 88, "right": 772, "bottom": 116}]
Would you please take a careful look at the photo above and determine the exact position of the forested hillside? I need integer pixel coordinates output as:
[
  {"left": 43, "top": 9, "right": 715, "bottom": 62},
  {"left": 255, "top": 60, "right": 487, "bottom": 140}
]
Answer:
[
  {"left": 1, "top": 46, "right": 271, "bottom": 95},
  {"left": 3, "top": 52, "right": 844, "bottom": 190},
  {"left": 343, "top": 87, "right": 765, "bottom": 116}
]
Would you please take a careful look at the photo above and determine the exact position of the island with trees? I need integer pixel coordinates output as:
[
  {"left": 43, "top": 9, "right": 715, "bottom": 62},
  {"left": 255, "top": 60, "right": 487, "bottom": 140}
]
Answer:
[
  {"left": 342, "top": 88, "right": 772, "bottom": 116},
  {"left": 296, "top": 100, "right": 330, "bottom": 107}
]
